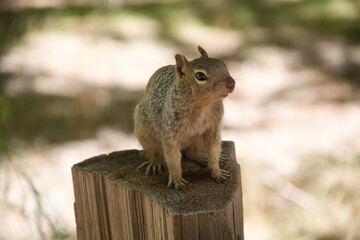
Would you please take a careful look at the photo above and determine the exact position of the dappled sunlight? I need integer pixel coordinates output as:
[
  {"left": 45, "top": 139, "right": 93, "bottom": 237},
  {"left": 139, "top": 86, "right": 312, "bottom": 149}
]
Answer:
[
  {"left": 0, "top": 30, "right": 175, "bottom": 94},
  {"left": 174, "top": 23, "right": 243, "bottom": 56},
  {"left": 1, "top": 1, "right": 360, "bottom": 239}
]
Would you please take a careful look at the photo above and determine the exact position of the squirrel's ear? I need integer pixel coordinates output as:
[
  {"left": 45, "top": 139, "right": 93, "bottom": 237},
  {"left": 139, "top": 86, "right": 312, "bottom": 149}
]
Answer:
[
  {"left": 175, "top": 54, "right": 189, "bottom": 79},
  {"left": 198, "top": 46, "right": 208, "bottom": 58}
]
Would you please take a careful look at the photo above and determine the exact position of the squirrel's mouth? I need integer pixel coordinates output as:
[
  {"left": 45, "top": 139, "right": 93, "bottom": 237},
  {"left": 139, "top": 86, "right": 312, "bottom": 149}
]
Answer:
[
  {"left": 220, "top": 88, "right": 233, "bottom": 98},
  {"left": 220, "top": 93, "right": 229, "bottom": 98}
]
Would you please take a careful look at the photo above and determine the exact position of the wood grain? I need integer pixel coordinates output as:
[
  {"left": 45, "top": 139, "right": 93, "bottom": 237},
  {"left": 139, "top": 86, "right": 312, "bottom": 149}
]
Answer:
[{"left": 72, "top": 141, "right": 244, "bottom": 240}]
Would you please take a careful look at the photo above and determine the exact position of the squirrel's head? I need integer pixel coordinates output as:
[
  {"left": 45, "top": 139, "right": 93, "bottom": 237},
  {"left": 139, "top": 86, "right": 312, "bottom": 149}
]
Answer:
[{"left": 175, "top": 46, "right": 235, "bottom": 102}]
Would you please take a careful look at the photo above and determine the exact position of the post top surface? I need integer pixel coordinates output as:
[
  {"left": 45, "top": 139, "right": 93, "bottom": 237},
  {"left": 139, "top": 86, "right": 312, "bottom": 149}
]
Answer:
[{"left": 73, "top": 141, "right": 240, "bottom": 215}]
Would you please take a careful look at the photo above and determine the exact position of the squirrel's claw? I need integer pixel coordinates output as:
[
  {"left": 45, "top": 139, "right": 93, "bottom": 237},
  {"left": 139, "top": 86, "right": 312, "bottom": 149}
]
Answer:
[
  {"left": 212, "top": 169, "right": 231, "bottom": 183},
  {"left": 137, "top": 161, "right": 165, "bottom": 175},
  {"left": 220, "top": 153, "right": 227, "bottom": 162},
  {"left": 168, "top": 178, "right": 189, "bottom": 190},
  {"left": 219, "top": 154, "right": 228, "bottom": 167},
  {"left": 218, "top": 169, "right": 231, "bottom": 182}
]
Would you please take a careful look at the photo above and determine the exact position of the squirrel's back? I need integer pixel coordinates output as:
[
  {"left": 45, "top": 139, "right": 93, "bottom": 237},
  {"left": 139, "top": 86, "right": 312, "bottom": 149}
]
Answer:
[{"left": 145, "top": 65, "right": 176, "bottom": 97}]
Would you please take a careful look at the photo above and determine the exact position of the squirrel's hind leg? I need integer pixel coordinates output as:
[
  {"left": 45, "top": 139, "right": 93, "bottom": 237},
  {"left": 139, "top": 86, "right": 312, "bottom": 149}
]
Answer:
[
  {"left": 136, "top": 134, "right": 166, "bottom": 175},
  {"left": 135, "top": 113, "right": 166, "bottom": 175},
  {"left": 184, "top": 138, "right": 228, "bottom": 168},
  {"left": 137, "top": 150, "right": 166, "bottom": 175},
  {"left": 183, "top": 138, "right": 207, "bottom": 166}
]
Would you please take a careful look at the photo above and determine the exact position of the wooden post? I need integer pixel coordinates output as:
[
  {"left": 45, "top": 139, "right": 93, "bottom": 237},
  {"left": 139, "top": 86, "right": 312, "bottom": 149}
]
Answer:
[{"left": 72, "top": 141, "right": 244, "bottom": 240}]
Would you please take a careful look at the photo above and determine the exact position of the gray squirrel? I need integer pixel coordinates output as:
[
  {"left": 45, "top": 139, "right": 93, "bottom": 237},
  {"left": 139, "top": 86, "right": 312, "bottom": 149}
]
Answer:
[{"left": 134, "top": 46, "right": 235, "bottom": 189}]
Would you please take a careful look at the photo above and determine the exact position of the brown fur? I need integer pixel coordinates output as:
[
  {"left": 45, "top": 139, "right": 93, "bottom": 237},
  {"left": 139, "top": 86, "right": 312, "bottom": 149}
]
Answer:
[{"left": 134, "top": 46, "right": 235, "bottom": 189}]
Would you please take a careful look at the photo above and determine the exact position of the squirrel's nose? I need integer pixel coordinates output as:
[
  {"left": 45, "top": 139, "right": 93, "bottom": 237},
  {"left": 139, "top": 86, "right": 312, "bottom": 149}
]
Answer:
[{"left": 226, "top": 78, "right": 235, "bottom": 92}]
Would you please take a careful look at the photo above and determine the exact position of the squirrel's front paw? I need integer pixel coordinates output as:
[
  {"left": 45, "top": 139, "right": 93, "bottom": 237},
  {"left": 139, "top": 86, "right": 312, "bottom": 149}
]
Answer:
[
  {"left": 211, "top": 168, "right": 231, "bottom": 183},
  {"left": 137, "top": 160, "right": 166, "bottom": 175},
  {"left": 168, "top": 177, "right": 189, "bottom": 190}
]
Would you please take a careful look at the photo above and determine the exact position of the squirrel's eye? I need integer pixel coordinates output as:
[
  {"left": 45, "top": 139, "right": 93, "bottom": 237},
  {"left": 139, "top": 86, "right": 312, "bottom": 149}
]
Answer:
[{"left": 195, "top": 72, "right": 208, "bottom": 81}]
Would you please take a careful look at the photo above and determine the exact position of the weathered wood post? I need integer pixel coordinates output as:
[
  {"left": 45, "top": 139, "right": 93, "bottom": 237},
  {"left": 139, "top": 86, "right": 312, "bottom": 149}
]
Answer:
[{"left": 72, "top": 141, "right": 244, "bottom": 240}]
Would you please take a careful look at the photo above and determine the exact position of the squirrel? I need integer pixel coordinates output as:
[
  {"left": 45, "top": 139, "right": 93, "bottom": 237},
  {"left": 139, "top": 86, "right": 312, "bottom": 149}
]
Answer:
[{"left": 134, "top": 46, "right": 235, "bottom": 189}]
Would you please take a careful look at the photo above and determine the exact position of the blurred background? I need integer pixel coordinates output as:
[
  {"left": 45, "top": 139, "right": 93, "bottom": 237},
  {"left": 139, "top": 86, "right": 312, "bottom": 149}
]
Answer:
[{"left": 0, "top": 0, "right": 360, "bottom": 239}]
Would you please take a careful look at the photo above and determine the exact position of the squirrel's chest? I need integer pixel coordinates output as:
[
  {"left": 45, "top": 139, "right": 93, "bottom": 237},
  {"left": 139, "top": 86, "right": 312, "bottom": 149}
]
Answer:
[{"left": 177, "top": 107, "right": 214, "bottom": 147}]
